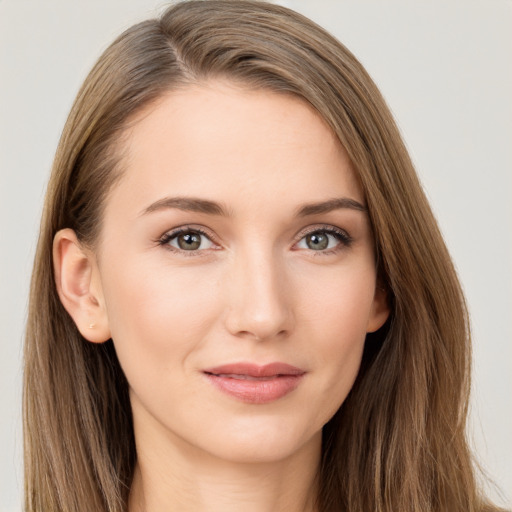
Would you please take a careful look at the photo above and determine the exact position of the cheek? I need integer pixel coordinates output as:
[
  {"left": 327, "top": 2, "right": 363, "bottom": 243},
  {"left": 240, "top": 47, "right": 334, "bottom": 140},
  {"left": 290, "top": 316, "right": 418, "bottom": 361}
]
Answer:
[
  {"left": 299, "top": 260, "right": 376, "bottom": 339},
  {"left": 300, "top": 264, "right": 375, "bottom": 399},
  {"left": 100, "top": 256, "right": 222, "bottom": 373}
]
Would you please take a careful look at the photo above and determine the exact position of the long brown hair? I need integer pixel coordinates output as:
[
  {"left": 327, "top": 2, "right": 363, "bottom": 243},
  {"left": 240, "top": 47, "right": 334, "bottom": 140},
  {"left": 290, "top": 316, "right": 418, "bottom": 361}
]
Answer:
[{"left": 24, "top": 1, "right": 501, "bottom": 511}]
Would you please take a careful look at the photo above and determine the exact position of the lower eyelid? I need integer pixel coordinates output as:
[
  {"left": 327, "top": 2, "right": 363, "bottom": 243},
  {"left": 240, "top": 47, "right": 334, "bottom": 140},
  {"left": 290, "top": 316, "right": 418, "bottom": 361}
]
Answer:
[
  {"left": 296, "top": 234, "right": 342, "bottom": 250},
  {"left": 158, "top": 228, "right": 216, "bottom": 249},
  {"left": 172, "top": 234, "right": 214, "bottom": 250},
  {"left": 157, "top": 226, "right": 351, "bottom": 254}
]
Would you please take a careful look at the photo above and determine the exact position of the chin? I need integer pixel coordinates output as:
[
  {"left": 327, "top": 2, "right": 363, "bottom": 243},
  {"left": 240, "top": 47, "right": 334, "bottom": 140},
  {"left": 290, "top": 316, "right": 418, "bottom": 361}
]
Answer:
[{"left": 193, "top": 418, "right": 323, "bottom": 465}]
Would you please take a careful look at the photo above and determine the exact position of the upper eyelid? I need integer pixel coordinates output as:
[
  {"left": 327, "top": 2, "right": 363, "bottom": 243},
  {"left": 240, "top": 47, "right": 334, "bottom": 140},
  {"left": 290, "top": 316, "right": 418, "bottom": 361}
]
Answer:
[
  {"left": 160, "top": 225, "right": 217, "bottom": 241},
  {"left": 157, "top": 226, "right": 218, "bottom": 254},
  {"left": 295, "top": 224, "right": 350, "bottom": 239},
  {"left": 160, "top": 223, "right": 348, "bottom": 239},
  {"left": 158, "top": 224, "right": 350, "bottom": 252},
  {"left": 299, "top": 224, "right": 346, "bottom": 234},
  {"left": 158, "top": 227, "right": 219, "bottom": 257}
]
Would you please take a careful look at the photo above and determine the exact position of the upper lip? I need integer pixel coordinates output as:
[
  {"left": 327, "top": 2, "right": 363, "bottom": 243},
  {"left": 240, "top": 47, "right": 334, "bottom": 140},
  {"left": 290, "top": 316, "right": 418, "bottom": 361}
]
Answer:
[{"left": 203, "top": 362, "right": 305, "bottom": 377}]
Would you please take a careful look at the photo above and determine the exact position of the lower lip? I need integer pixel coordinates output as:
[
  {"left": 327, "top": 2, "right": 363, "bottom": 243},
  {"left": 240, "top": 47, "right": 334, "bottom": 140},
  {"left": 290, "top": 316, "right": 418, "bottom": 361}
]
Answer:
[{"left": 204, "top": 373, "right": 304, "bottom": 404}]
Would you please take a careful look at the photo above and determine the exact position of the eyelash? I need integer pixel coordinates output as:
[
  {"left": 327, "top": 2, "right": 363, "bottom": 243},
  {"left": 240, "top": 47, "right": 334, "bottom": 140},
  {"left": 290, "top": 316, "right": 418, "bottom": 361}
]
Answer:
[
  {"left": 298, "top": 225, "right": 353, "bottom": 255},
  {"left": 158, "top": 226, "right": 217, "bottom": 257},
  {"left": 157, "top": 225, "right": 353, "bottom": 256}
]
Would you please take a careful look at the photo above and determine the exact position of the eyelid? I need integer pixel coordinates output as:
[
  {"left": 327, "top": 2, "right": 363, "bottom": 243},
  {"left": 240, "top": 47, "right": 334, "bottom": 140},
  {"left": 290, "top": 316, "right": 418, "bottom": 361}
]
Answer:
[
  {"left": 157, "top": 225, "right": 220, "bottom": 255},
  {"left": 293, "top": 224, "right": 353, "bottom": 253},
  {"left": 296, "top": 224, "right": 350, "bottom": 239},
  {"left": 156, "top": 223, "right": 352, "bottom": 256}
]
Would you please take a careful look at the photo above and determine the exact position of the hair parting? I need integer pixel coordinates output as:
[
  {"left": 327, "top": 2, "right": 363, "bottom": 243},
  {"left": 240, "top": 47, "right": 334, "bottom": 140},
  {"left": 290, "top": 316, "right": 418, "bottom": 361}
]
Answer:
[{"left": 24, "top": 2, "right": 504, "bottom": 511}]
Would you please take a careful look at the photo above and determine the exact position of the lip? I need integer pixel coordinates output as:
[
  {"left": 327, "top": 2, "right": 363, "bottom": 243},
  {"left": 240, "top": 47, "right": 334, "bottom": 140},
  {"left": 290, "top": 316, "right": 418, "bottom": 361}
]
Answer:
[{"left": 203, "top": 362, "right": 306, "bottom": 404}]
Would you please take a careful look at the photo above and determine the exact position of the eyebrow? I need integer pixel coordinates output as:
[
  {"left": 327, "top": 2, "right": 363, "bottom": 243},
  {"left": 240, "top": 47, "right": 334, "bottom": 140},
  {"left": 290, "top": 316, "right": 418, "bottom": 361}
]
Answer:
[
  {"left": 140, "top": 196, "right": 367, "bottom": 217},
  {"left": 141, "top": 197, "right": 231, "bottom": 217},
  {"left": 296, "top": 197, "right": 367, "bottom": 216}
]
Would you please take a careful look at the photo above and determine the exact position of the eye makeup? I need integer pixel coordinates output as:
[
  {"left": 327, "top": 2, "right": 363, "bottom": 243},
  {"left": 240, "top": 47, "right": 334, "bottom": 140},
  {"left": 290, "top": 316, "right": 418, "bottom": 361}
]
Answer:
[{"left": 156, "top": 222, "right": 353, "bottom": 258}]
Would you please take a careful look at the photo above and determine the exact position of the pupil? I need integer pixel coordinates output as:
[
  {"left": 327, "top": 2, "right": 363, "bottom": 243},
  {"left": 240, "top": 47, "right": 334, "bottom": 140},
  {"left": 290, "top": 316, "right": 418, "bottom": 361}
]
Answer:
[
  {"left": 178, "top": 232, "right": 201, "bottom": 250},
  {"left": 307, "top": 233, "right": 328, "bottom": 250}
]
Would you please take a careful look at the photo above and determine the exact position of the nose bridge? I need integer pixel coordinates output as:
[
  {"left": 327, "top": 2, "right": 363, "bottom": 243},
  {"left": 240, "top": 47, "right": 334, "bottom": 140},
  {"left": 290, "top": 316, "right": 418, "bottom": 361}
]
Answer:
[{"left": 223, "top": 241, "right": 293, "bottom": 341}]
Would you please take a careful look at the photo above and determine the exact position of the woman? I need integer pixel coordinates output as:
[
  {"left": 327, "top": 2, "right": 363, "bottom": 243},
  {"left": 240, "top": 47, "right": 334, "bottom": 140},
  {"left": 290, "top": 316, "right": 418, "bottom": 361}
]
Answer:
[{"left": 23, "top": 1, "right": 505, "bottom": 511}]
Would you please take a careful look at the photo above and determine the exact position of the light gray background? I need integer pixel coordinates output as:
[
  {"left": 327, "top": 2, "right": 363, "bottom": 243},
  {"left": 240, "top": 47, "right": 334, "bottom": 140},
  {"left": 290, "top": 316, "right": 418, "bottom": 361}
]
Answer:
[{"left": 1, "top": 1, "right": 510, "bottom": 510}]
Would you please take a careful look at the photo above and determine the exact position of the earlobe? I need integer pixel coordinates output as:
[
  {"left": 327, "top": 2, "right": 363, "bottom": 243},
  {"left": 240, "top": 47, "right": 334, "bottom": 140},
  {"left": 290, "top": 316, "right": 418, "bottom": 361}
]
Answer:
[
  {"left": 366, "top": 284, "right": 390, "bottom": 333},
  {"left": 53, "top": 228, "right": 111, "bottom": 343}
]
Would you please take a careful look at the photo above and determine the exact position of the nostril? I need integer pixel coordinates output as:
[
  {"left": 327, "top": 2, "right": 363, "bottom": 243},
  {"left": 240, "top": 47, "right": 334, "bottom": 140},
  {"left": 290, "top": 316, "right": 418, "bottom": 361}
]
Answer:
[{"left": 222, "top": 261, "right": 294, "bottom": 340}]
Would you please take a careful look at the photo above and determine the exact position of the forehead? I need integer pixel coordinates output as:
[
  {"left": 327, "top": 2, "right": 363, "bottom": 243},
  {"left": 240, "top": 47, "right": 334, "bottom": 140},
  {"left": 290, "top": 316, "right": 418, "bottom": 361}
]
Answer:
[{"left": 108, "top": 81, "right": 364, "bottom": 218}]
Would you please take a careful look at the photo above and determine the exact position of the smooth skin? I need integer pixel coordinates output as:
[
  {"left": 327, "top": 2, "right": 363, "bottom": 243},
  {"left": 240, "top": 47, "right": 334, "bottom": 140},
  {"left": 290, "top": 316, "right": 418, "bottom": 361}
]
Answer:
[{"left": 53, "top": 82, "right": 389, "bottom": 512}]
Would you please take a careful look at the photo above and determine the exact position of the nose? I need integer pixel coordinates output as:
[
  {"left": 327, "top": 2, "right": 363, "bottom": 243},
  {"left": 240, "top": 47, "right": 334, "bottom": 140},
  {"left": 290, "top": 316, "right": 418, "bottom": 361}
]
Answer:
[{"left": 223, "top": 247, "right": 294, "bottom": 342}]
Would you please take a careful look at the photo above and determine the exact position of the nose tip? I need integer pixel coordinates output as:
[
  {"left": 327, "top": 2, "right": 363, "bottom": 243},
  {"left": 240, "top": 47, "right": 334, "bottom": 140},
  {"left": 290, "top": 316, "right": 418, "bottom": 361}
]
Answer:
[
  {"left": 226, "top": 309, "right": 290, "bottom": 342},
  {"left": 223, "top": 256, "right": 294, "bottom": 342}
]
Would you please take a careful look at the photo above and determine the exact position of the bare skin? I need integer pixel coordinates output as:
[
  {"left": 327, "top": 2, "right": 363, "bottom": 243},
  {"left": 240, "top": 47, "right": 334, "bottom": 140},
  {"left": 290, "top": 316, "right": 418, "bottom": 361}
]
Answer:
[{"left": 53, "top": 81, "right": 389, "bottom": 512}]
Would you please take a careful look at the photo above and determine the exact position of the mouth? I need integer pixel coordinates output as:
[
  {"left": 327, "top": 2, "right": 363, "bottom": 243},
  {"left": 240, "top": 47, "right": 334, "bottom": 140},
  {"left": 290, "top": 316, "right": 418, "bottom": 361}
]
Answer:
[{"left": 203, "top": 362, "right": 306, "bottom": 404}]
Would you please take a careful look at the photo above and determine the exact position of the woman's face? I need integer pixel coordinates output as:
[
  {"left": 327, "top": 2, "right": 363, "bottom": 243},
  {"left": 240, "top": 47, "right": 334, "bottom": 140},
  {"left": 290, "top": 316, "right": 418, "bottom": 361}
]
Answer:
[{"left": 93, "top": 82, "right": 388, "bottom": 464}]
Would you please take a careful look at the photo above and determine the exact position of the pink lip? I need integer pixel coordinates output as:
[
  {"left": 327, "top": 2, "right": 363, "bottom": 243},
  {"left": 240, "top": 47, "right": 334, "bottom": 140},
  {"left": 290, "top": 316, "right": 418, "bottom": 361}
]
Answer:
[{"left": 203, "top": 362, "right": 306, "bottom": 404}]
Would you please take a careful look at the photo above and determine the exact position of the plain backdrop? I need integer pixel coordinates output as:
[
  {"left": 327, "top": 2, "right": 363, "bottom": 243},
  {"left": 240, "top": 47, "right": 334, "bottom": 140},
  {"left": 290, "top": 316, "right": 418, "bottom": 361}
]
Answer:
[{"left": 1, "top": 1, "right": 510, "bottom": 510}]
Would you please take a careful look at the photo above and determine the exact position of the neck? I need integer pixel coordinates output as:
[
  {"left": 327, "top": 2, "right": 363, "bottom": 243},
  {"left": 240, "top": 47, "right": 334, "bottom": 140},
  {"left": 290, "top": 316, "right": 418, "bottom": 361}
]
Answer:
[{"left": 128, "top": 417, "right": 321, "bottom": 512}]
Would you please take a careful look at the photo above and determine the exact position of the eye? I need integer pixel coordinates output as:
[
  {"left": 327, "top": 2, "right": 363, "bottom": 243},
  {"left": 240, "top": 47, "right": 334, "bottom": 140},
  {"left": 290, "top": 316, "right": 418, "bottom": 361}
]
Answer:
[
  {"left": 160, "top": 228, "right": 216, "bottom": 252},
  {"left": 295, "top": 228, "right": 351, "bottom": 252}
]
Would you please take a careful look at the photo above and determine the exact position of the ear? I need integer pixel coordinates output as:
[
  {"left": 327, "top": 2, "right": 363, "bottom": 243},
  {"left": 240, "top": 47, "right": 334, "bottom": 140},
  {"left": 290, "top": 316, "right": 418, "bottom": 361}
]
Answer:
[
  {"left": 366, "top": 283, "right": 390, "bottom": 333},
  {"left": 53, "top": 228, "right": 111, "bottom": 343}
]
